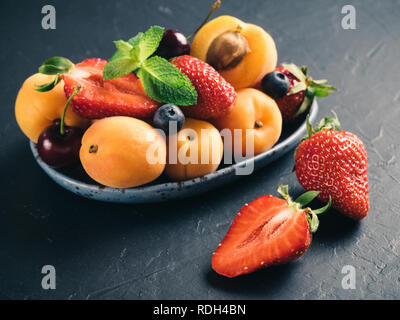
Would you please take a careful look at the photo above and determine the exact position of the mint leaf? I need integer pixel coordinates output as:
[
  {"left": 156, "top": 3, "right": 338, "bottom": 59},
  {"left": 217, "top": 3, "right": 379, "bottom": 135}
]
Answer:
[
  {"left": 136, "top": 26, "right": 164, "bottom": 62},
  {"left": 110, "top": 40, "right": 134, "bottom": 62},
  {"left": 114, "top": 40, "right": 133, "bottom": 56},
  {"left": 128, "top": 32, "right": 144, "bottom": 47},
  {"left": 108, "top": 27, "right": 161, "bottom": 65},
  {"left": 124, "top": 33, "right": 144, "bottom": 62},
  {"left": 110, "top": 34, "right": 144, "bottom": 62},
  {"left": 109, "top": 50, "right": 126, "bottom": 62},
  {"left": 103, "top": 58, "right": 139, "bottom": 80},
  {"left": 137, "top": 56, "right": 197, "bottom": 106}
]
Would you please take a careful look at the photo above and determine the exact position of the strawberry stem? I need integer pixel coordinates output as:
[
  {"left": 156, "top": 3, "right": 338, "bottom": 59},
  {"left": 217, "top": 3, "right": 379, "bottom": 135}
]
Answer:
[
  {"left": 295, "top": 190, "right": 320, "bottom": 207},
  {"left": 312, "top": 196, "right": 332, "bottom": 215},
  {"left": 304, "top": 111, "right": 341, "bottom": 140},
  {"left": 60, "top": 86, "right": 81, "bottom": 136},
  {"left": 314, "top": 111, "right": 341, "bottom": 132},
  {"left": 186, "top": 0, "right": 221, "bottom": 41},
  {"left": 277, "top": 185, "right": 332, "bottom": 233}
]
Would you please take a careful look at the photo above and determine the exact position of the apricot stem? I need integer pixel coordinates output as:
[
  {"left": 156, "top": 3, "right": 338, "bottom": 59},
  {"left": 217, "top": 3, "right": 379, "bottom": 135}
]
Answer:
[
  {"left": 60, "top": 86, "right": 81, "bottom": 136},
  {"left": 186, "top": 0, "right": 221, "bottom": 41}
]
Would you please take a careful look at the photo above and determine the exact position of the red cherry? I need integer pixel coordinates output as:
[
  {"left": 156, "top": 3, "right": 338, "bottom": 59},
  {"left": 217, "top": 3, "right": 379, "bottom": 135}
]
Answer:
[
  {"left": 155, "top": 29, "right": 190, "bottom": 60},
  {"left": 37, "top": 122, "right": 83, "bottom": 168},
  {"left": 36, "top": 86, "right": 84, "bottom": 168}
]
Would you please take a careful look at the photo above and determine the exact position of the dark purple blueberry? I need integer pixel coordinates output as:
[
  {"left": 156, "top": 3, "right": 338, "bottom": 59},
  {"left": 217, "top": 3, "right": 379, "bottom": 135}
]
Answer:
[
  {"left": 261, "top": 71, "right": 290, "bottom": 100},
  {"left": 155, "top": 29, "right": 190, "bottom": 60},
  {"left": 37, "top": 122, "right": 83, "bottom": 168},
  {"left": 153, "top": 104, "right": 185, "bottom": 135}
]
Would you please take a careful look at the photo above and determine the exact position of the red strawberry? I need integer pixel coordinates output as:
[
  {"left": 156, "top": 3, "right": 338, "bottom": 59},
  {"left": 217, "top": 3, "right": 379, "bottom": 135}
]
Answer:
[
  {"left": 171, "top": 55, "right": 236, "bottom": 119},
  {"left": 295, "top": 113, "right": 369, "bottom": 220},
  {"left": 212, "top": 185, "right": 330, "bottom": 278},
  {"left": 63, "top": 58, "right": 160, "bottom": 119},
  {"left": 274, "top": 64, "right": 336, "bottom": 123}
]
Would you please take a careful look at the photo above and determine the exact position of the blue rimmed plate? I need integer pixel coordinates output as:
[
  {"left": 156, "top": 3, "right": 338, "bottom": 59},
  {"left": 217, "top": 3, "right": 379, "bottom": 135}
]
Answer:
[{"left": 30, "top": 100, "right": 318, "bottom": 203}]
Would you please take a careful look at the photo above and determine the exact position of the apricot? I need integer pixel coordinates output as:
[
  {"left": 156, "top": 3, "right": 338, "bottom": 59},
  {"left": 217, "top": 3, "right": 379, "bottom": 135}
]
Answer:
[
  {"left": 190, "top": 16, "right": 277, "bottom": 89},
  {"left": 15, "top": 73, "right": 89, "bottom": 143},
  {"left": 165, "top": 118, "right": 223, "bottom": 181},
  {"left": 213, "top": 88, "right": 282, "bottom": 157},
  {"left": 80, "top": 117, "right": 166, "bottom": 188}
]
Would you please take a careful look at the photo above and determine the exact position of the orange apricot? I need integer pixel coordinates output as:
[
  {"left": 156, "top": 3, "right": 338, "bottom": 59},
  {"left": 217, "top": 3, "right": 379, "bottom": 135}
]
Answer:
[
  {"left": 212, "top": 88, "right": 282, "bottom": 157},
  {"left": 165, "top": 118, "right": 223, "bottom": 181},
  {"left": 15, "top": 73, "right": 89, "bottom": 143},
  {"left": 190, "top": 16, "right": 277, "bottom": 89},
  {"left": 80, "top": 117, "right": 166, "bottom": 188}
]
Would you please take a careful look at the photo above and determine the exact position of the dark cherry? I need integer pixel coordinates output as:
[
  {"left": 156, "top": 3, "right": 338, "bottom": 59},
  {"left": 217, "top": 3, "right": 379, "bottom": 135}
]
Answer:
[
  {"left": 155, "top": 29, "right": 190, "bottom": 60},
  {"left": 37, "top": 121, "right": 83, "bottom": 168},
  {"left": 154, "top": 1, "right": 221, "bottom": 60}
]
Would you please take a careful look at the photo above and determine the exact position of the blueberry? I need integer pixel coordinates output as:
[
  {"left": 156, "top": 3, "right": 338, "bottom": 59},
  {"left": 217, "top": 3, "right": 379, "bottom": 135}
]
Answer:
[
  {"left": 261, "top": 71, "right": 290, "bottom": 100},
  {"left": 153, "top": 104, "right": 185, "bottom": 135}
]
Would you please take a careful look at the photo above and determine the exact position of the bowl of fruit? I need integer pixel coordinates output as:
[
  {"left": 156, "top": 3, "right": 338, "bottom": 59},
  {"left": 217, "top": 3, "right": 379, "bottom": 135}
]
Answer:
[{"left": 16, "top": 1, "right": 336, "bottom": 203}]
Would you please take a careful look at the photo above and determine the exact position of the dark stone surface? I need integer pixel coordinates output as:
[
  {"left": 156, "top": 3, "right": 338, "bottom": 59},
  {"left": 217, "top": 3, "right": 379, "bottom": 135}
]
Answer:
[{"left": 0, "top": 0, "right": 399, "bottom": 299}]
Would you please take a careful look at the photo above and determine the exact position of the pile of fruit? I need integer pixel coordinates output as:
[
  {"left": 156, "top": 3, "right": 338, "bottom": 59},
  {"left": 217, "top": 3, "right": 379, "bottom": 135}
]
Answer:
[
  {"left": 15, "top": 1, "right": 335, "bottom": 188},
  {"left": 15, "top": 1, "right": 369, "bottom": 277}
]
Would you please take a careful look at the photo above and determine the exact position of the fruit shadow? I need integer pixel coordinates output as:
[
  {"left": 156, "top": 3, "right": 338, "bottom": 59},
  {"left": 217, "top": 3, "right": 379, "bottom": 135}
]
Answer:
[
  {"left": 204, "top": 262, "right": 296, "bottom": 297},
  {"left": 309, "top": 199, "right": 362, "bottom": 245}
]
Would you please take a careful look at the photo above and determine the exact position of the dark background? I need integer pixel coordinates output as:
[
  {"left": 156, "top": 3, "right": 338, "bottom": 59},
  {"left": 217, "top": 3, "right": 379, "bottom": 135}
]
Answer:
[{"left": 0, "top": 0, "right": 399, "bottom": 299}]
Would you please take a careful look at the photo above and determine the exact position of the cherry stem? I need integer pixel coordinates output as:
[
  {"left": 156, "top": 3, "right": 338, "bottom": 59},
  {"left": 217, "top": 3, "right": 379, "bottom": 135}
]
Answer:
[
  {"left": 60, "top": 86, "right": 81, "bottom": 136},
  {"left": 186, "top": 0, "right": 221, "bottom": 41}
]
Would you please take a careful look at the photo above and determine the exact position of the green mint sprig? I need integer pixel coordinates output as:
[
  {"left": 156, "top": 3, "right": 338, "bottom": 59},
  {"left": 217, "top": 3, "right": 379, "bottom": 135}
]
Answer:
[{"left": 103, "top": 26, "right": 197, "bottom": 106}]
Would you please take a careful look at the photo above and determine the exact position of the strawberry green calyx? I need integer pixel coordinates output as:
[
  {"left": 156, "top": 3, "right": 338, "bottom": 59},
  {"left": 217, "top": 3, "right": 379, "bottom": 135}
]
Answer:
[
  {"left": 282, "top": 63, "right": 337, "bottom": 117},
  {"left": 35, "top": 57, "right": 75, "bottom": 92},
  {"left": 277, "top": 184, "right": 331, "bottom": 233},
  {"left": 294, "top": 112, "right": 340, "bottom": 166},
  {"left": 305, "top": 111, "right": 341, "bottom": 140}
]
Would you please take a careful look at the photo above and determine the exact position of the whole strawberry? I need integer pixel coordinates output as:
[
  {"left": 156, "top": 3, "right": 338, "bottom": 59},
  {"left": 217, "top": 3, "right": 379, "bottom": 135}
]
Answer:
[
  {"left": 212, "top": 185, "right": 331, "bottom": 278},
  {"left": 295, "top": 113, "right": 369, "bottom": 220},
  {"left": 262, "top": 64, "right": 336, "bottom": 123},
  {"left": 171, "top": 55, "right": 236, "bottom": 119}
]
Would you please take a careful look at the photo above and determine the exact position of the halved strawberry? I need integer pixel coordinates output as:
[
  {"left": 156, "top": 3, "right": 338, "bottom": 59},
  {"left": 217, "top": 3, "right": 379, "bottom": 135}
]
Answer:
[
  {"left": 63, "top": 58, "right": 160, "bottom": 119},
  {"left": 212, "top": 185, "right": 330, "bottom": 278}
]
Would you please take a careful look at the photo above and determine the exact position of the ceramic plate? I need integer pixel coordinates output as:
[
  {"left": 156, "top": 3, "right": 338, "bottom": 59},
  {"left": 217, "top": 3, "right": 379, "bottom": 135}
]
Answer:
[{"left": 31, "top": 100, "right": 319, "bottom": 203}]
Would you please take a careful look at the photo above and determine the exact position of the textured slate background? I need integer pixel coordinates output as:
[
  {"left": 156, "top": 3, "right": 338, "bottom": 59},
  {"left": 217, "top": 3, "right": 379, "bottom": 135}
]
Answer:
[{"left": 0, "top": 0, "right": 399, "bottom": 299}]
